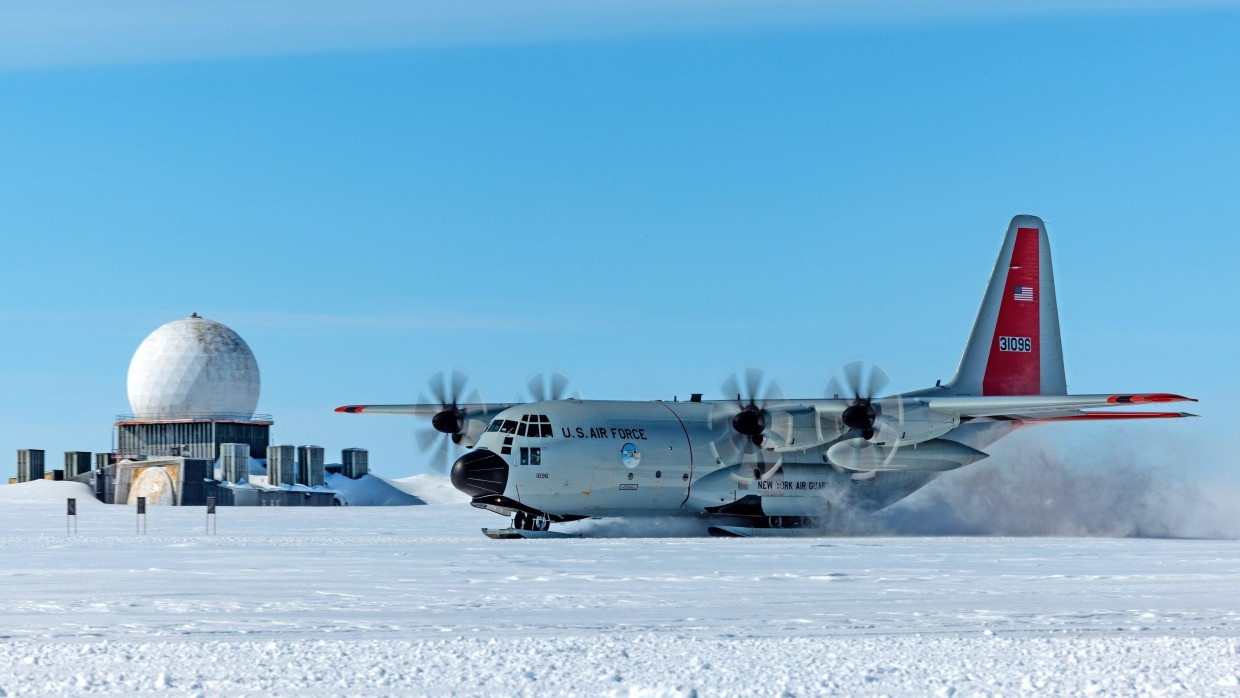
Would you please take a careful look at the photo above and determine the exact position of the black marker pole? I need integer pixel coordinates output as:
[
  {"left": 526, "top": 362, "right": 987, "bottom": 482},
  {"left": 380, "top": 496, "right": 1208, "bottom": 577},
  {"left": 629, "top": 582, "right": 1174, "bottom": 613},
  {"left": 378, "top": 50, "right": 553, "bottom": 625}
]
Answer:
[
  {"left": 66, "top": 498, "right": 77, "bottom": 535},
  {"left": 136, "top": 496, "right": 147, "bottom": 534},
  {"left": 206, "top": 497, "right": 217, "bottom": 535}
]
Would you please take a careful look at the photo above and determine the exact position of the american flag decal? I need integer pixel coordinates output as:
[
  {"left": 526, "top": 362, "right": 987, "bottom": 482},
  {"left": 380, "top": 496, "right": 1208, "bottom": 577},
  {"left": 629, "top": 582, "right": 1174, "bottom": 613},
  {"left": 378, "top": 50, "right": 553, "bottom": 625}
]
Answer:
[{"left": 1013, "top": 285, "right": 1034, "bottom": 302}]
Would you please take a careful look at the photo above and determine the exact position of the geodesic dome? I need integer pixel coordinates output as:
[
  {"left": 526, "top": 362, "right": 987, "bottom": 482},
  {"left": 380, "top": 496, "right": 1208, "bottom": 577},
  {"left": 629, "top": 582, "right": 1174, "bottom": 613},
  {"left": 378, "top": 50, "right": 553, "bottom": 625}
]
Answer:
[{"left": 126, "top": 313, "right": 261, "bottom": 420}]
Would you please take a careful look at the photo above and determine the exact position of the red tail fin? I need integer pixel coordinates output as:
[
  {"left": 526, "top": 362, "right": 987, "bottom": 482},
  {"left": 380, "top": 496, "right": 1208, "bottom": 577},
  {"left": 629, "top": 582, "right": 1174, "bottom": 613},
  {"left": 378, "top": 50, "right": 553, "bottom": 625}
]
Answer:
[{"left": 947, "top": 215, "right": 1066, "bottom": 397}]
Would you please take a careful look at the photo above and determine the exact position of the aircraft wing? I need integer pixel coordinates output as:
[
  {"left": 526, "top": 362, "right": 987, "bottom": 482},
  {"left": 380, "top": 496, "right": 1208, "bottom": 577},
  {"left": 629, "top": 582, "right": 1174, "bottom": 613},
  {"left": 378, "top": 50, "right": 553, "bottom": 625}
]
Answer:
[
  {"left": 335, "top": 403, "right": 519, "bottom": 419},
  {"left": 925, "top": 393, "right": 1197, "bottom": 422}
]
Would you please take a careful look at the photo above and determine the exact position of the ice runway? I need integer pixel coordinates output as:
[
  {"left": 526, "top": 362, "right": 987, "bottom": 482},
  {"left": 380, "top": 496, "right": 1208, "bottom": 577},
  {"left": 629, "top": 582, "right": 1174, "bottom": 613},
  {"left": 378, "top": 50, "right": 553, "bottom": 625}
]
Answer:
[{"left": 1, "top": 480, "right": 1238, "bottom": 696}]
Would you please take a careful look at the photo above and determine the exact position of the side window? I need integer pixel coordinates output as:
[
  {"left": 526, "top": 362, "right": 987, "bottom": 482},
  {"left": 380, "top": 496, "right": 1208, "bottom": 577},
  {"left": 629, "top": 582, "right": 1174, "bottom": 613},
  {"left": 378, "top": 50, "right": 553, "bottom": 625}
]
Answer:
[
  {"left": 520, "top": 447, "right": 529, "bottom": 466},
  {"left": 531, "top": 447, "right": 541, "bottom": 465},
  {"left": 517, "top": 422, "right": 527, "bottom": 437}
]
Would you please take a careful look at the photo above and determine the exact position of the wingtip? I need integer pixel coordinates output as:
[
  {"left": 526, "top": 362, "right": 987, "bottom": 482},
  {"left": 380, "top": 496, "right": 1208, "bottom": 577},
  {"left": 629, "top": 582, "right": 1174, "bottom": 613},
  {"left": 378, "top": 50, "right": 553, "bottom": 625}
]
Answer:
[
  {"left": 335, "top": 405, "right": 366, "bottom": 414},
  {"left": 1106, "top": 393, "right": 1196, "bottom": 405}
]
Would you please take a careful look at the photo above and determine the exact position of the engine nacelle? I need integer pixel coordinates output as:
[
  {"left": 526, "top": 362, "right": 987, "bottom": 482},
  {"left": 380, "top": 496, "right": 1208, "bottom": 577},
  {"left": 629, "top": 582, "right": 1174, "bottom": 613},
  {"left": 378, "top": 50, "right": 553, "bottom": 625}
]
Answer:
[
  {"left": 826, "top": 437, "right": 988, "bottom": 472},
  {"left": 432, "top": 407, "right": 487, "bottom": 448},
  {"left": 431, "top": 407, "right": 465, "bottom": 435},
  {"left": 872, "top": 399, "right": 958, "bottom": 446},
  {"left": 452, "top": 418, "right": 489, "bottom": 449}
]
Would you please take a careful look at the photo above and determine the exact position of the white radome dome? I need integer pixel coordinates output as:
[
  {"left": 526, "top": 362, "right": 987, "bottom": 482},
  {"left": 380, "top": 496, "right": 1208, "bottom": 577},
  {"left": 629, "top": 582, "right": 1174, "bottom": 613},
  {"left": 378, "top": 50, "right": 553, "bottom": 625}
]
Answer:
[{"left": 127, "top": 313, "right": 261, "bottom": 420}]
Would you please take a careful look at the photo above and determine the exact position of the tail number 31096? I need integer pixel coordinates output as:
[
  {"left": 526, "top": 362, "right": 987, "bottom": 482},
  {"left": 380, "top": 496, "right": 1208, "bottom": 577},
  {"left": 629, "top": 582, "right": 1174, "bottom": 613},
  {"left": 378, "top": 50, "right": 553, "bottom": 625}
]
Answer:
[{"left": 998, "top": 336, "right": 1032, "bottom": 352}]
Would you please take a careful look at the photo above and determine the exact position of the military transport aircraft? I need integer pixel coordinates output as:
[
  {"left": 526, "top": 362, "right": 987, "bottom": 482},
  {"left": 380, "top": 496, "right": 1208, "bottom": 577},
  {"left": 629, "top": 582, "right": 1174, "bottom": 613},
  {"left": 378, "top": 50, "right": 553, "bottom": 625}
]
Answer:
[{"left": 337, "top": 215, "right": 1195, "bottom": 537}]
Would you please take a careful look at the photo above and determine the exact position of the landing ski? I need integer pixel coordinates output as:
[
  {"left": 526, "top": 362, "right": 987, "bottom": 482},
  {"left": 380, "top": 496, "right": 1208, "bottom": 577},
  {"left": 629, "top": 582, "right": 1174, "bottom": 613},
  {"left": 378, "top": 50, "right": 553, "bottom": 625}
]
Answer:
[{"left": 482, "top": 527, "right": 582, "bottom": 540}]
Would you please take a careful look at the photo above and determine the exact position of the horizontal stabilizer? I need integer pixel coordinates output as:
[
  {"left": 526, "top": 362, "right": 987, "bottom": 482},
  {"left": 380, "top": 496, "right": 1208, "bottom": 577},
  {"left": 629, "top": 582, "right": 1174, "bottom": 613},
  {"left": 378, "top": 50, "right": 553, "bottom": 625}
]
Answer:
[
  {"left": 927, "top": 393, "right": 1196, "bottom": 419},
  {"left": 1016, "top": 411, "right": 1198, "bottom": 423}
]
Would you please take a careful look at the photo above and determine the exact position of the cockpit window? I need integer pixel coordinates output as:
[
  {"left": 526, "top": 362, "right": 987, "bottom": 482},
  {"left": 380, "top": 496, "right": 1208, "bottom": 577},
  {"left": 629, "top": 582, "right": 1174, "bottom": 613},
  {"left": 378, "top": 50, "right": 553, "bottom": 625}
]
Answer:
[
  {"left": 499, "top": 420, "right": 518, "bottom": 434},
  {"left": 487, "top": 420, "right": 503, "bottom": 432},
  {"left": 515, "top": 414, "right": 554, "bottom": 438}
]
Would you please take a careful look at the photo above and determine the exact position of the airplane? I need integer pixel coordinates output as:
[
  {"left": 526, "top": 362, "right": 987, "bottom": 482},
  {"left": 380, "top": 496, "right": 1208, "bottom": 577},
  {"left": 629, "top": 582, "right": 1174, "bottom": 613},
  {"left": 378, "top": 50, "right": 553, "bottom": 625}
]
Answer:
[{"left": 336, "top": 215, "right": 1196, "bottom": 537}]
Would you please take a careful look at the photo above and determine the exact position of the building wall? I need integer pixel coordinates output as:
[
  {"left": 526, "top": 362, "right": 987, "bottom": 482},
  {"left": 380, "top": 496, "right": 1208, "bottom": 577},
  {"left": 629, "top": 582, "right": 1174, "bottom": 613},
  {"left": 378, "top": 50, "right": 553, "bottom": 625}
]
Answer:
[
  {"left": 297, "top": 445, "right": 325, "bottom": 488},
  {"left": 116, "top": 421, "right": 270, "bottom": 461},
  {"left": 64, "top": 451, "right": 92, "bottom": 479},
  {"left": 215, "top": 485, "right": 335, "bottom": 506},
  {"left": 220, "top": 443, "right": 249, "bottom": 484},
  {"left": 111, "top": 458, "right": 214, "bottom": 506},
  {"left": 210, "top": 484, "right": 259, "bottom": 506},
  {"left": 267, "top": 444, "right": 295, "bottom": 486},
  {"left": 342, "top": 448, "right": 369, "bottom": 479},
  {"left": 210, "top": 484, "right": 238, "bottom": 507},
  {"left": 230, "top": 486, "right": 260, "bottom": 506},
  {"left": 256, "top": 488, "right": 336, "bottom": 506},
  {"left": 16, "top": 449, "right": 45, "bottom": 483},
  {"left": 95, "top": 463, "right": 117, "bottom": 504}
]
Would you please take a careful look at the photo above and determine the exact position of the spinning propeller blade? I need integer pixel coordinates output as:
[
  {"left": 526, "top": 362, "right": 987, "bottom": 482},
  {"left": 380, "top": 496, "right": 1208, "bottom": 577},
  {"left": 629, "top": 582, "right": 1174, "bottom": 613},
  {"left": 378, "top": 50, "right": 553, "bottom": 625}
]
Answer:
[
  {"left": 414, "top": 368, "right": 485, "bottom": 473},
  {"left": 825, "top": 361, "right": 905, "bottom": 474},
  {"left": 523, "top": 371, "right": 579, "bottom": 402},
  {"left": 714, "top": 368, "right": 785, "bottom": 483}
]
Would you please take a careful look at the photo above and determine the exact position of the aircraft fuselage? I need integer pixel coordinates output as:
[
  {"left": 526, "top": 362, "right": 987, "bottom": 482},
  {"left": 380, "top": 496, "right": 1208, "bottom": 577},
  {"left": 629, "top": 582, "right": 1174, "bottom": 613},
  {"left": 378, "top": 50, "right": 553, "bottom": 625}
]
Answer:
[{"left": 453, "top": 399, "right": 964, "bottom": 522}]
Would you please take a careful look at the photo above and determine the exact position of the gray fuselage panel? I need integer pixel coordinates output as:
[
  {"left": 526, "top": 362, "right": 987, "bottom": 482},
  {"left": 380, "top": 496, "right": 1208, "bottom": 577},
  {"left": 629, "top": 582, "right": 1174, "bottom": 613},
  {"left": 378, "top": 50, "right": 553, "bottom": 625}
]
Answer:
[{"left": 475, "top": 400, "right": 972, "bottom": 519}]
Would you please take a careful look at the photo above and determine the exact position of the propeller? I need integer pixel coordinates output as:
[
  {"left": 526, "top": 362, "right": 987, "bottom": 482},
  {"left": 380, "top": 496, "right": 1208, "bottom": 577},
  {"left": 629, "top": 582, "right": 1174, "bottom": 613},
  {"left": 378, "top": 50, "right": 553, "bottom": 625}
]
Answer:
[
  {"left": 523, "top": 371, "right": 579, "bottom": 402},
  {"left": 826, "top": 360, "right": 889, "bottom": 440},
  {"left": 825, "top": 361, "right": 905, "bottom": 474},
  {"left": 712, "top": 368, "right": 787, "bottom": 483},
  {"left": 414, "top": 368, "right": 485, "bottom": 473},
  {"left": 721, "top": 367, "right": 783, "bottom": 444}
]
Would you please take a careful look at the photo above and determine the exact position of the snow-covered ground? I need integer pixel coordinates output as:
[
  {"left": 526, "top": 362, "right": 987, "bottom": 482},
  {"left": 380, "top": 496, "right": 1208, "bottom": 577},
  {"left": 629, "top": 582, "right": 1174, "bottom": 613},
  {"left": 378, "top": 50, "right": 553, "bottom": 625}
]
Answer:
[{"left": 1, "top": 478, "right": 1238, "bottom": 696}]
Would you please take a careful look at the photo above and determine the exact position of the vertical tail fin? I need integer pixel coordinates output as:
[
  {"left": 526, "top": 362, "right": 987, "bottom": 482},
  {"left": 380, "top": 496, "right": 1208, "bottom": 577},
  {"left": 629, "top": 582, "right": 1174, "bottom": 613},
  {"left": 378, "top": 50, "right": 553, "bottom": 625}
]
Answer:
[{"left": 947, "top": 215, "right": 1066, "bottom": 396}]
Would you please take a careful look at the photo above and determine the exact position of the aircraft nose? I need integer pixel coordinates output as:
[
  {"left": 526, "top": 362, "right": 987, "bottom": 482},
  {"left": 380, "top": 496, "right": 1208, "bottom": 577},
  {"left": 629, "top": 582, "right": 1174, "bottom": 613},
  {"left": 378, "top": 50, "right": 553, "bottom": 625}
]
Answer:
[{"left": 449, "top": 450, "right": 509, "bottom": 498}]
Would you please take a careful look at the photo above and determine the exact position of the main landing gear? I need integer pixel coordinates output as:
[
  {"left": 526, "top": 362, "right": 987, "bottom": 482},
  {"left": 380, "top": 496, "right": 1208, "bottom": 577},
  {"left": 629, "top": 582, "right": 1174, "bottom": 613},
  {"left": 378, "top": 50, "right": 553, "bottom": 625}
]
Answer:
[{"left": 513, "top": 511, "right": 550, "bottom": 532}]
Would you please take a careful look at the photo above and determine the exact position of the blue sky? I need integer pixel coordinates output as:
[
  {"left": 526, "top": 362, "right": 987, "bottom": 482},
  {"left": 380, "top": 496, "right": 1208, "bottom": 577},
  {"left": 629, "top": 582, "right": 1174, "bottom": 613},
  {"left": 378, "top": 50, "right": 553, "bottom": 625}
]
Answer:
[{"left": 1, "top": 2, "right": 1237, "bottom": 478}]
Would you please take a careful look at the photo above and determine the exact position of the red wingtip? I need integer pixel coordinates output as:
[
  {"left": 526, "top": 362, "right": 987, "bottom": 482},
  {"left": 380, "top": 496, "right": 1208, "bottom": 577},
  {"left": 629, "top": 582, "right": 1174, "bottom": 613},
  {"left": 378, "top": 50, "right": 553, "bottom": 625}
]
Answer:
[
  {"left": 335, "top": 405, "right": 367, "bottom": 414},
  {"left": 1106, "top": 393, "right": 1196, "bottom": 405}
]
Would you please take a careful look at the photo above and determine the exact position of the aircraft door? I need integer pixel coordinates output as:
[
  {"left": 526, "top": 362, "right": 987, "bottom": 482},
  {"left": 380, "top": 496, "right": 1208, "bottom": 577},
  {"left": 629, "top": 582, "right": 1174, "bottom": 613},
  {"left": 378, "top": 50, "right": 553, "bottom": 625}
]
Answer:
[{"left": 583, "top": 468, "right": 616, "bottom": 508}]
